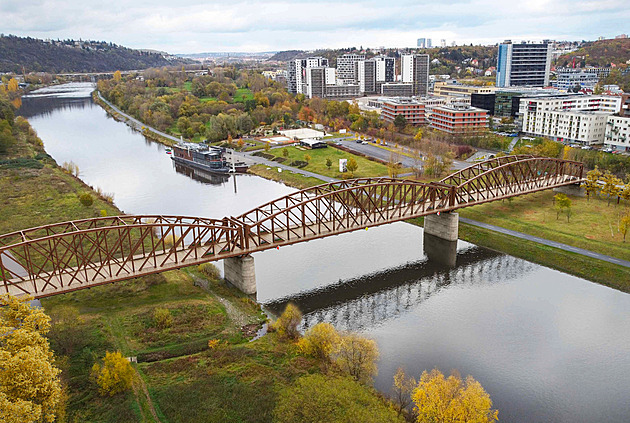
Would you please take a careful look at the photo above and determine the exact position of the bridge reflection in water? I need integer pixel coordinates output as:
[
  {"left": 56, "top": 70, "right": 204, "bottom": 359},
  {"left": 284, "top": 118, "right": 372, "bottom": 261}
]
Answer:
[{"left": 265, "top": 244, "right": 535, "bottom": 332}]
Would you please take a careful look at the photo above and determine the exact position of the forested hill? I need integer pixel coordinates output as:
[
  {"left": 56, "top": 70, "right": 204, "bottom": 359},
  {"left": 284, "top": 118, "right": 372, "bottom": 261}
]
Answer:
[
  {"left": 0, "top": 35, "right": 193, "bottom": 73},
  {"left": 557, "top": 38, "right": 630, "bottom": 67}
]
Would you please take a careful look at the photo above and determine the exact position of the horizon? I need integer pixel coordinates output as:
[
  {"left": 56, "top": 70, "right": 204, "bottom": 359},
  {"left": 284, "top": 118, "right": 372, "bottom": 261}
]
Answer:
[{"left": 1, "top": 0, "right": 629, "bottom": 54}]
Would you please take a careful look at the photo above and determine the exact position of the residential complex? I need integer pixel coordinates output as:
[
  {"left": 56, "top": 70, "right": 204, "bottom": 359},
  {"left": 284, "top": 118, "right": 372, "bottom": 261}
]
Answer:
[
  {"left": 496, "top": 40, "right": 552, "bottom": 87},
  {"left": 604, "top": 115, "right": 630, "bottom": 151},
  {"left": 287, "top": 57, "right": 329, "bottom": 94},
  {"left": 429, "top": 104, "right": 489, "bottom": 134},
  {"left": 401, "top": 54, "right": 430, "bottom": 96},
  {"left": 520, "top": 95, "right": 622, "bottom": 145},
  {"left": 356, "top": 56, "right": 395, "bottom": 94},
  {"left": 336, "top": 53, "right": 365, "bottom": 83}
]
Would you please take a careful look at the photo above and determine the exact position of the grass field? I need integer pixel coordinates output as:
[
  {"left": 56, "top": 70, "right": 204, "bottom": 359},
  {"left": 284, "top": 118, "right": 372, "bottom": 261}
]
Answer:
[
  {"left": 248, "top": 164, "right": 324, "bottom": 189},
  {"left": 458, "top": 190, "right": 630, "bottom": 262},
  {"left": 262, "top": 144, "right": 395, "bottom": 179},
  {"left": 233, "top": 88, "right": 253, "bottom": 103}
]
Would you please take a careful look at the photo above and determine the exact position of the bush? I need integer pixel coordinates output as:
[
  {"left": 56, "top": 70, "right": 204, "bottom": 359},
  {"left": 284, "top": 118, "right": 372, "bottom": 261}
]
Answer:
[
  {"left": 274, "top": 374, "right": 404, "bottom": 423},
  {"left": 298, "top": 322, "right": 341, "bottom": 361},
  {"left": 271, "top": 303, "right": 302, "bottom": 339},
  {"left": 153, "top": 307, "right": 173, "bottom": 329},
  {"left": 78, "top": 192, "right": 93, "bottom": 207},
  {"left": 198, "top": 262, "right": 221, "bottom": 280},
  {"left": 91, "top": 351, "right": 134, "bottom": 396},
  {"left": 289, "top": 160, "right": 308, "bottom": 168}
]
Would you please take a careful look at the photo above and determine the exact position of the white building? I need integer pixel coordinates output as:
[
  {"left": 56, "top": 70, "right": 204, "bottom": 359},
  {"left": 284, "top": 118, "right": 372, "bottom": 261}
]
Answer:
[
  {"left": 604, "top": 116, "right": 630, "bottom": 151},
  {"left": 554, "top": 68, "right": 600, "bottom": 91},
  {"left": 287, "top": 57, "right": 328, "bottom": 94},
  {"left": 401, "top": 54, "right": 429, "bottom": 96}
]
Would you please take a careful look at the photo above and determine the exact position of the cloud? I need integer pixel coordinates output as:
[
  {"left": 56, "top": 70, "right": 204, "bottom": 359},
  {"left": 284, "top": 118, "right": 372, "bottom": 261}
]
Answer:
[{"left": 1, "top": 0, "right": 629, "bottom": 52}]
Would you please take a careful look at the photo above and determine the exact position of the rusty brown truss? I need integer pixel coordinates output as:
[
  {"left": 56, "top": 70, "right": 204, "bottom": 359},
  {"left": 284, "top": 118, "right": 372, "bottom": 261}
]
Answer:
[{"left": 0, "top": 155, "right": 583, "bottom": 298}]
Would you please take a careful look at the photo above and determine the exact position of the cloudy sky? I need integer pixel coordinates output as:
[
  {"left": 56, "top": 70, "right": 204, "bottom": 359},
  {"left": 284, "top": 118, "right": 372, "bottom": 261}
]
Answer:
[{"left": 1, "top": 0, "right": 629, "bottom": 53}]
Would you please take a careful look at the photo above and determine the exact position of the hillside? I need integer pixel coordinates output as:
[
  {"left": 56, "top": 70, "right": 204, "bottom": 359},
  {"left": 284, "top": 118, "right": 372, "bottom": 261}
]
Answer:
[
  {"left": 557, "top": 38, "right": 630, "bottom": 67},
  {"left": 0, "top": 35, "right": 193, "bottom": 73}
]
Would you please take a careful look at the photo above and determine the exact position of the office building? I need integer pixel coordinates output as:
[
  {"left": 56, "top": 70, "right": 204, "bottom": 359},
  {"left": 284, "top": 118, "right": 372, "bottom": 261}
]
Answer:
[
  {"left": 428, "top": 104, "right": 489, "bottom": 134},
  {"left": 433, "top": 81, "right": 495, "bottom": 98},
  {"left": 496, "top": 40, "right": 552, "bottom": 87},
  {"left": 287, "top": 57, "right": 329, "bottom": 94},
  {"left": 336, "top": 53, "right": 365, "bottom": 83},
  {"left": 417, "top": 38, "right": 432, "bottom": 48},
  {"left": 401, "top": 54, "right": 430, "bottom": 96},
  {"left": 554, "top": 68, "right": 600, "bottom": 91},
  {"left": 382, "top": 98, "right": 426, "bottom": 126}
]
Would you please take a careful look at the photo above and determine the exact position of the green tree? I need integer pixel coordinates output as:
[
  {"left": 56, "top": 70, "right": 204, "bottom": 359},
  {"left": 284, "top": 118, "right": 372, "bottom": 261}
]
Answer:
[
  {"left": 91, "top": 351, "right": 134, "bottom": 396},
  {"left": 554, "top": 193, "right": 572, "bottom": 222},
  {"left": 325, "top": 157, "right": 332, "bottom": 170},
  {"left": 412, "top": 369, "right": 498, "bottom": 423},
  {"left": 346, "top": 157, "right": 359, "bottom": 176},
  {"left": 282, "top": 148, "right": 289, "bottom": 158},
  {"left": 273, "top": 374, "right": 404, "bottom": 423},
  {"left": 394, "top": 115, "right": 407, "bottom": 131},
  {"left": 0, "top": 294, "right": 62, "bottom": 423}
]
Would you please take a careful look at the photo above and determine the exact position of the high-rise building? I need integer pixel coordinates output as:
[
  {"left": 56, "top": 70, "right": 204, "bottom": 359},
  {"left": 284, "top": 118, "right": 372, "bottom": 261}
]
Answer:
[
  {"left": 496, "top": 40, "right": 552, "bottom": 88},
  {"left": 286, "top": 57, "right": 329, "bottom": 94},
  {"left": 401, "top": 54, "right": 429, "bottom": 96},
  {"left": 336, "top": 53, "right": 365, "bottom": 83},
  {"left": 417, "top": 38, "right": 432, "bottom": 48},
  {"left": 440, "top": 39, "right": 447, "bottom": 48},
  {"left": 356, "top": 56, "right": 395, "bottom": 94}
]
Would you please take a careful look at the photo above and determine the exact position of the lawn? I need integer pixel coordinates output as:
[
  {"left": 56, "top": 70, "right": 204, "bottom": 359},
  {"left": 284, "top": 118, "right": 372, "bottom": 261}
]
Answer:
[
  {"left": 248, "top": 164, "right": 325, "bottom": 189},
  {"left": 233, "top": 88, "right": 253, "bottom": 103},
  {"left": 261, "top": 144, "right": 395, "bottom": 179},
  {"left": 458, "top": 190, "right": 630, "bottom": 262}
]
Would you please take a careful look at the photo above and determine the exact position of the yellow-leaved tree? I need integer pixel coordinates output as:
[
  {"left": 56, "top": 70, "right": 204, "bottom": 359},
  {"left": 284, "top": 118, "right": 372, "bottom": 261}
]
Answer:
[
  {"left": 297, "top": 322, "right": 341, "bottom": 361},
  {"left": 91, "top": 351, "right": 134, "bottom": 396},
  {"left": 412, "top": 369, "right": 498, "bottom": 423},
  {"left": 0, "top": 294, "right": 62, "bottom": 423},
  {"left": 334, "top": 333, "right": 379, "bottom": 385}
]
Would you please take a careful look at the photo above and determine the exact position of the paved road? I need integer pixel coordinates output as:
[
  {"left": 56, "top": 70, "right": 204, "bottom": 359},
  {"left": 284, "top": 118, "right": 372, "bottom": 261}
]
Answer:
[{"left": 459, "top": 217, "right": 630, "bottom": 268}]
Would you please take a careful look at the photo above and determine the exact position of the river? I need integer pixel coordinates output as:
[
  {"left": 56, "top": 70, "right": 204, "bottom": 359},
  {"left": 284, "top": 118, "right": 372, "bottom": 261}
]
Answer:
[{"left": 19, "top": 83, "right": 630, "bottom": 423}]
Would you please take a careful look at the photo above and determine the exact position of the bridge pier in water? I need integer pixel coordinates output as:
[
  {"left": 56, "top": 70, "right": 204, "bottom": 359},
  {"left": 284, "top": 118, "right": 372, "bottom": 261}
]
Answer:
[
  {"left": 223, "top": 255, "right": 257, "bottom": 295},
  {"left": 423, "top": 212, "right": 458, "bottom": 267}
]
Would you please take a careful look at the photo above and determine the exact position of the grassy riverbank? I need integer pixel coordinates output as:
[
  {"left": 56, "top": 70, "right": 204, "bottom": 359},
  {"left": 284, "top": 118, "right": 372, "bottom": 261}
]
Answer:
[{"left": 248, "top": 164, "right": 324, "bottom": 189}]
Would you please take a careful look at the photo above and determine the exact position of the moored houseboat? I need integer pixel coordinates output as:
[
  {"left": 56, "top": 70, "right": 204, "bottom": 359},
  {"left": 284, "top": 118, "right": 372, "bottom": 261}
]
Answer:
[{"left": 171, "top": 142, "right": 248, "bottom": 174}]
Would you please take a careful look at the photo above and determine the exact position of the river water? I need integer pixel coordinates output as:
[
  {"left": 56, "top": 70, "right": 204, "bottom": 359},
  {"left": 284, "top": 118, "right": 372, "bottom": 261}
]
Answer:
[{"left": 20, "top": 83, "right": 630, "bottom": 422}]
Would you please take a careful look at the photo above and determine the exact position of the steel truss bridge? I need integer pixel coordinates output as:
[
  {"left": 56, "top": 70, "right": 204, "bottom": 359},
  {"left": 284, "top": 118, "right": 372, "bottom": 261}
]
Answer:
[{"left": 0, "top": 155, "right": 583, "bottom": 298}]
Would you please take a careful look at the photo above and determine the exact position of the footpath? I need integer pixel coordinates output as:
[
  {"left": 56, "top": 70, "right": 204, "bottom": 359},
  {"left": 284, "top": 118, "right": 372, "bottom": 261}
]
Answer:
[{"left": 93, "top": 92, "right": 629, "bottom": 270}]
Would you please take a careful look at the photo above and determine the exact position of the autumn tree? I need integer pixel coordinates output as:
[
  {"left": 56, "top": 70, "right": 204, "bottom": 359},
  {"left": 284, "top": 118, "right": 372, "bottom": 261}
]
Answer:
[
  {"left": 298, "top": 322, "right": 341, "bottom": 361},
  {"left": 392, "top": 367, "right": 417, "bottom": 418},
  {"left": 334, "top": 333, "right": 379, "bottom": 385},
  {"left": 274, "top": 374, "right": 404, "bottom": 423},
  {"left": 619, "top": 183, "right": 630, "bottom": 204},
  {"left": 91, "top": 351, "right": 134, "bottom": 396},
  {"left": 414, "top": 128, "right": 423, "bottom": 143},
  {"left": 304, "top": 154, "right": 312, "bottom": 164},
  {"left": 412, "top": 369, "right": 498, "bottom": 423},
  {"left": 325, "top": 157, "right": 332, "bottom": 170},
  {"left": 113, "top": 70, "right": 122, "bottom": 82},
  {"left": 584, "top": 167, "right": 602, "bottom": 201},
  {"left": 283, "top": 148, "right": 289, "bottom": 158},
  {"left": 271, "top": 303, "right": 302, "bottom": 340},
  {"left": 346, "top": 157, "right": 359, "bottom": 176},
  {"left": 554, "top": 193, "right": 572, "bottom": 222},
  {"left": 0, "top": 294, "right": 62, "bottom": 423},
  {"left": 601, "top": 171, "right": 622, "bottom": 205}
]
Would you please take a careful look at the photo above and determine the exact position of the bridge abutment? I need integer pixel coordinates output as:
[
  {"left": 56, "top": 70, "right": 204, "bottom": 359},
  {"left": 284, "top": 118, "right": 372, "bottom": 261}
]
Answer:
[
  {"left": 223, "top": 255, "right": 256, "bottom": 295},
  {"left": 423, "top": 212, "right": 459, "bottom": 242},
  {"left": 553, "top": 184, "right": 585, "bottom": 197},
  {"left": 423, "top": 232, "right": 457, "bottom": 267}
]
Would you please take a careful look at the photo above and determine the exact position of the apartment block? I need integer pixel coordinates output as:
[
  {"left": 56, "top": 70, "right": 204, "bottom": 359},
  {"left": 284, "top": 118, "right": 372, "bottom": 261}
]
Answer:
[
  {"left": 605, "top": 115, "right": 630, "bottom": 151},
  {"left": 356, "top": 56, "right": 395, "bottom": 94},
  {"left": 554, "top": 68, "right": 600, "bottom": 91},
  {"left": 428, "top": 104, "right": 489, "bottom": 134},
  {"left": 381, "top": 98, "right": 426, "bottom": 126},
  {"left": 522, "top": 109, "right": 609, "bottom": 145},
  {"left": 380, "top": 83, "right": 413, "bottom": 97},
  {"left": 496, "top": 41, "right": 552, "bottom": 87},
  {"left": 336, "top": 53, "right": 365, "bottom": 83},
  {"left": 401, "top": 54, "right": 429, "bottom": 96},
  {"left": 287, "top": 57, "right": 329, "bottom": 94}
]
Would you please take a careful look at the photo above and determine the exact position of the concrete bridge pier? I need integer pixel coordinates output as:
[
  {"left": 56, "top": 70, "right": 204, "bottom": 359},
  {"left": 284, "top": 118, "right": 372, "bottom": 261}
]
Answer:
[
  {"left": 223, "top": 255, "right": 256, "bottom": 295},
  {"left": 553, "top": 184, "right": 585, "bottom": 197},
  {"left": 423, "top": 212, "right": 458, "bottom": 267}
]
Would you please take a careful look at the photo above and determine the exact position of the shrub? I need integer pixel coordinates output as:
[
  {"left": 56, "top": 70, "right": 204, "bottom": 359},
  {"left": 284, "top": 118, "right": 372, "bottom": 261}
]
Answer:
[
  {"left": 271, "top": 303, "right": 302, "bottom": 339},
  {"left": 334, "top": 333, "right": 379, "bottom": 385},
  {"left": 298, "top": 322, "right": 341, "bottom": 361},
  {"left": 198, "top": 262, "right": 221, "bottom": 280},
  {"left": 91, "top": 351, "right": 134, "bottom": 396},
  {"left": 153, "top": 307, "right": 173, "bottom": 329},
  {"left": 78, "top": 192, "right": 93, "bottom": 207}
]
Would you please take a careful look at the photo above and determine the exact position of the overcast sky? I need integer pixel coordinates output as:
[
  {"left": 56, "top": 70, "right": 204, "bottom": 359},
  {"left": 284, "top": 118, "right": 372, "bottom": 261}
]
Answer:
[{"left": 1, "top": 0, "right": 629, "bottom": 53}]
